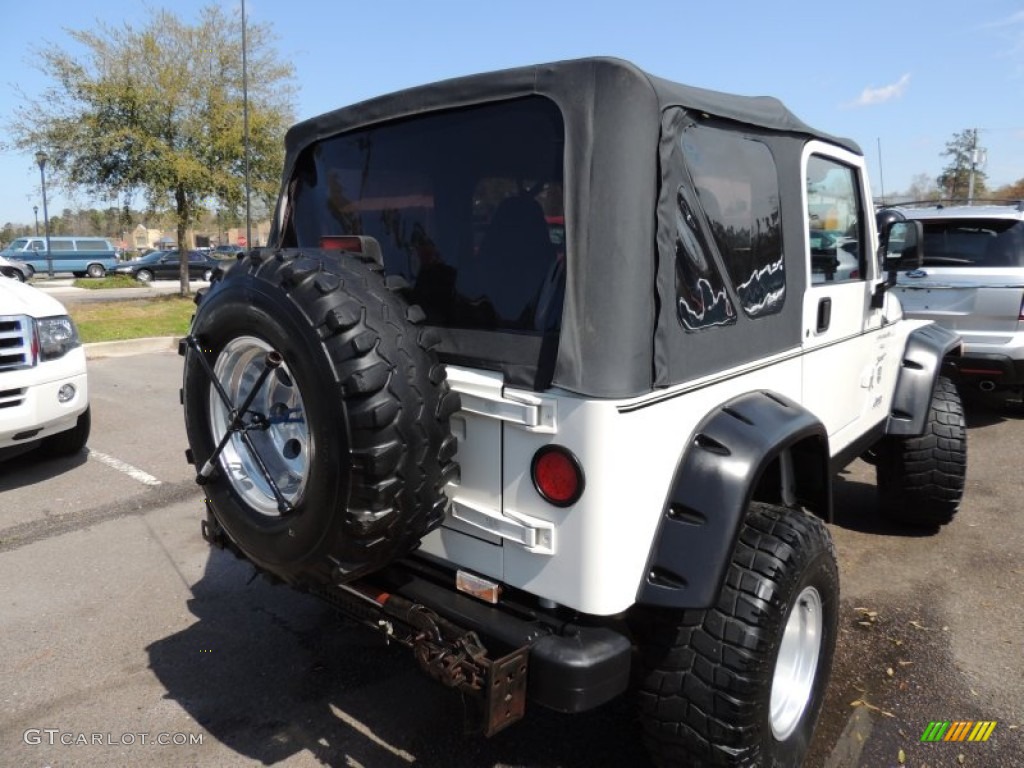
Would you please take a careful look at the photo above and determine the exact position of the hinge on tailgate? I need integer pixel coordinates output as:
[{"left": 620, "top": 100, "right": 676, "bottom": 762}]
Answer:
[
  {"left": 446, "top": 366, "right": 555, "bottom": 431},
  {"left": 451, "top": 499, "right": 555, "bottom": 554}
]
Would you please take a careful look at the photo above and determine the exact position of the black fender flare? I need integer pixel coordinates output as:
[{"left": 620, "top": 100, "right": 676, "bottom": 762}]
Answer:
[
  {"left": 886, "top": 324, "right": 962, "bottom": 437},
  {"left": 636, "top": 391, "right": 830, "bottom": 610}
]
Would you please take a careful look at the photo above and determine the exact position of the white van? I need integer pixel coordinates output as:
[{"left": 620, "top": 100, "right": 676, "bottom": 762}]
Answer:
[
  {"left": 0, "top": 279, "right": 90, "bottom": 460},
  {"left": 0, "top": 236, "right": 118, "bottom": 278}
]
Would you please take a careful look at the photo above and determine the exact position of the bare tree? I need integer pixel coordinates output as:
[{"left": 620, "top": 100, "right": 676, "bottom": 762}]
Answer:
[
  {"left": 10, "top": 5, "right": 295, "bottom": 294},
  {"left": 903, "top": 172, "right": 942, "bottom": 202}
]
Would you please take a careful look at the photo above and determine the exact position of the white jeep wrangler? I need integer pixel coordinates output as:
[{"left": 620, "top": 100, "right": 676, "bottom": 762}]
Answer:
[{"left": 181, "top": 58, "right": 967, "bottom": 766}]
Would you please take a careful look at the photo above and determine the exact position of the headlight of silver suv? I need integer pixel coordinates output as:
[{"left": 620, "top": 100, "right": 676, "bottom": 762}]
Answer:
[{"left": 36, "top": 315, "right": 81, "bottom": 361}]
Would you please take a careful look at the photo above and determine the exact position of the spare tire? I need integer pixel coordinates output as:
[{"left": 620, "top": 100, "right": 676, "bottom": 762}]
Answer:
[{"left": 182, "top": 248, "right": 459, "bottom": 585}]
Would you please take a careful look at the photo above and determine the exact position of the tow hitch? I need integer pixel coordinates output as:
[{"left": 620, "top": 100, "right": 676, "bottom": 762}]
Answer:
[
  {"left": 349, "top": 582, "right": 530, "bottom": 736},
  {"left": 202, "top": 505, "right": 530, "bottom": 737}
]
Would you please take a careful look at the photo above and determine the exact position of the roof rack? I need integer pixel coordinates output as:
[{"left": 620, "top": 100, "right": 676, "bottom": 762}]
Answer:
[{"left": 876, "top": 198, "right": 1024, "bottom": 212}]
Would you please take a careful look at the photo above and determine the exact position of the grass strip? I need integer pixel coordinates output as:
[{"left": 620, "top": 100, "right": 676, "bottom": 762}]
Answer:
[
  {"left": 68, "top": 296, "right": 195, "bottom": 343},
  {"left": 71, "top": 275, "right": 147, "bottom": 290}
]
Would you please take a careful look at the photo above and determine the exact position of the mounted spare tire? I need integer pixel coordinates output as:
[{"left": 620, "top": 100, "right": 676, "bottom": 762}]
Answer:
[{"left": 182, "top": 248, "right": 460, "bottom": 586}]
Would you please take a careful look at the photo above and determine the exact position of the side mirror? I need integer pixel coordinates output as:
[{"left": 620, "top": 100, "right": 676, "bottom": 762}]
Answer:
[
  {"left": 872, "top": 218, "right": 924, "bottom": 309},
  {"left": 879, "top": 219, "right": 924, "bottom": 272}
]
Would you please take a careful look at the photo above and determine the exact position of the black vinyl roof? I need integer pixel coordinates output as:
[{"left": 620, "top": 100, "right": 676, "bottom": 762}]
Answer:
[
  {"left": 275, "top": 58, "right": 862, "bottom": 397},
  {"left": 283, "top": 57, "right": 859, "bottom": 157}
]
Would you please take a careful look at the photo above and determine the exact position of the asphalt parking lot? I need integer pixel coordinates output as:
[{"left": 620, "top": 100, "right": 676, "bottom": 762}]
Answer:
[{"left": 0, "top": 349, "right": 1022, "bottom": 767}]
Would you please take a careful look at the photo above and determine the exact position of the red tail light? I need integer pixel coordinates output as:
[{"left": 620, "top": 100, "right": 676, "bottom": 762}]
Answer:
[
  {"left": 531, "top": 446, "right": 584, "bottom": 507},
  {"left": 320, "top": 235, "right": 383, "bottom": 266},
  {"left": 320, "top": 235, "right": 364, "bottom": 252}
]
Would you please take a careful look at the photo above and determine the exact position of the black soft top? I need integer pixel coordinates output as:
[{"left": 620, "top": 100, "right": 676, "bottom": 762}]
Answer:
[
  {"left": 274, "top": 58, "right": 862, "bottom": 398},
  {"left": 283, "top": 57, "right": 858, "bottom": 158}
]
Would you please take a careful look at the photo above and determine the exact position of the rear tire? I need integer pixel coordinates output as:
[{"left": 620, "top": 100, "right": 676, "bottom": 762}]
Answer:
[
  {"left": 40, "top": 407, "right": 91, "bottom": 457},
  {"left": 876, "top": 375, "right": 966, "bottom": 527},
  {"left": 635, "top": 503, "right": 838, "bottom": 768},
  {"left": 182, "top": 249, "right": 459, "bottom": 585}
]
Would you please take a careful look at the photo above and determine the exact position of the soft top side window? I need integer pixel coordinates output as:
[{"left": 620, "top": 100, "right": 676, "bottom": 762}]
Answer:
[{"left": 680, "top": 123, "right": 786, "bottom": 319}]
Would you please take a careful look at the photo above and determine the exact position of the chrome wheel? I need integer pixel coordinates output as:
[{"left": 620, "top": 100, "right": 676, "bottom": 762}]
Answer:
[
  {"left": 209, "top": 336, "right": 310, "bottom": 516},
  {"left": 770, "top": 585, "right": 823, "bottom": 740}
]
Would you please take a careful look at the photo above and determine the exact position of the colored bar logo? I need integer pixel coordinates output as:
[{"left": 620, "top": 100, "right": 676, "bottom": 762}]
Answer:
[{"left": 920, "top": 721, "right": 997, "bottom": 742}]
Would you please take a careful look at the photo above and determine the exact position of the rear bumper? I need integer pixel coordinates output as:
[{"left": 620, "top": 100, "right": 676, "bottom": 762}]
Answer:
[
  {"left": 203, "top": 513, "right": 632, "bottom": 726},
  {"left": 948, "top": 353, "right": 1024, "bottom": 389},
  {"left": 388, "top": 560, "right": 633, "bottom": 714}
]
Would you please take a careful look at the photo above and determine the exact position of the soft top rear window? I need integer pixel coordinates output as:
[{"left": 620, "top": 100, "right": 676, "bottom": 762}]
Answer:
[
  {"left": 921, "top": 219, "right": 1024, "bottom": 268},
  {"left": 285, "top": 96, "right": 566, "bottom": 334}
]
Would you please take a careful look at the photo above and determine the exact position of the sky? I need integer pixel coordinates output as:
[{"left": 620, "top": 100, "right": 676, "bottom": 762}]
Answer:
[{"left": 0, "top": 0, "right": 1022, "bottom": 228}]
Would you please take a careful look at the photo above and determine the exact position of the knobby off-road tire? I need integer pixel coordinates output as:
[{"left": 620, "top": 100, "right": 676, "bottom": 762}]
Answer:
[
  {"left": 876, "top": 375, "right": 966, "bottom": 527},
  {"left": 634, "top": 503, "right": 839, "bottom": 768},
  {"left": 182, "top": 248, "right": 459, "bottom": 586}
]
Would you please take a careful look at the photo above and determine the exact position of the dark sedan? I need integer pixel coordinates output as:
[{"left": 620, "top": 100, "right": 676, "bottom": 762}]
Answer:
[
  {"left": 114, "top": 250, "right": 218, "bottom": 282},
  {"left": 0, "top": 254, "right": 32, "bottom": 281}
]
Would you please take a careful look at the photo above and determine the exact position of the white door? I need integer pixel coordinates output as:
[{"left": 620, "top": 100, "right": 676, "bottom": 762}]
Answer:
[{"left": 801, "top": 146, "right": 891, "bottom": 451}]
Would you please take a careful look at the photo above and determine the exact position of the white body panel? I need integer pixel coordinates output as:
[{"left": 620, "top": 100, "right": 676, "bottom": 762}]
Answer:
[
  {"left": 420, "top": 321, "right": 915, "bottom": 617},
  {"left": 419, "top": 142, "right": 925, "bottom": 617}
]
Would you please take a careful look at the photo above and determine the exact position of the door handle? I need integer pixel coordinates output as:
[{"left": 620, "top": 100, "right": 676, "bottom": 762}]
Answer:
[{"left": 816, "top": 298, "right": 832, "bottom": 333}]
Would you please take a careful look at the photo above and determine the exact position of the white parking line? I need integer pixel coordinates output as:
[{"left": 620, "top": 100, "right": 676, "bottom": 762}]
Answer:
[
  {"left": 88, "top": 450, "right": 162, "bottom": 487},
  {"left": 329, "top": 704, "right": 416, "bottom": 763}
]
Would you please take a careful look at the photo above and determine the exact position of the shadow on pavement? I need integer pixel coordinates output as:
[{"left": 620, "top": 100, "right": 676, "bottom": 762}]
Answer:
[
  {"left": 0, "top": 446, "right": 88, "bottom": 491},
  {"left": 147, "top": 547, "right": 649, "bottom": 767},
  {"left": 961, "top": 390, "right": 1023, "bottom": 428},
  {"left": 830, "top": 470, "right": 939, "bottom": 538}
]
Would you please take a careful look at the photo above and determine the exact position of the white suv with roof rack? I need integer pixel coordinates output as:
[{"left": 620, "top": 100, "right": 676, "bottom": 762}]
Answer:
[{"left": 885, "top": 200, "right": 1024, "bottom": 396}]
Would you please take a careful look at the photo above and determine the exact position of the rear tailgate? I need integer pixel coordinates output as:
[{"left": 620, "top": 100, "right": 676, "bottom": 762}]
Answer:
[{"left": 893, "top": 267, "right": 1024, "bottom": 340}]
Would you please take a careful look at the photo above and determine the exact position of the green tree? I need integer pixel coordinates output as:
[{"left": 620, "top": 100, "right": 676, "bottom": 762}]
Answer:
[
  {"left": 11, "top": 5, "right": 295, "bottom": 294},
  {"left": 937, "top": 129, "right": 988, "bottom": 202}
]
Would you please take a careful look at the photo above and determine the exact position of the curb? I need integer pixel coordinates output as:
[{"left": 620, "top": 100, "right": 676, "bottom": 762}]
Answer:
[{"left": 84, "top": 336, "right": 180, "bottom": 360}]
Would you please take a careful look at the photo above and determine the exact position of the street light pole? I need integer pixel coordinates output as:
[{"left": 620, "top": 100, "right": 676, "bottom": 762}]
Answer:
[
  {"left": 241, "top": 0, "right": 252, "bottom": 252},
  {"left": 34, "top": 151, "right": 53, "bottom": 278},
  {"left": 33, "top": 205, "right": 39, "bottom": 236}
]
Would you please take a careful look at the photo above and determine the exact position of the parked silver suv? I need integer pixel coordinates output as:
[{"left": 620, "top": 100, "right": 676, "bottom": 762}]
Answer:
[{"left": 887, "top": 201, "right": 1024, "bottom": 395}]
